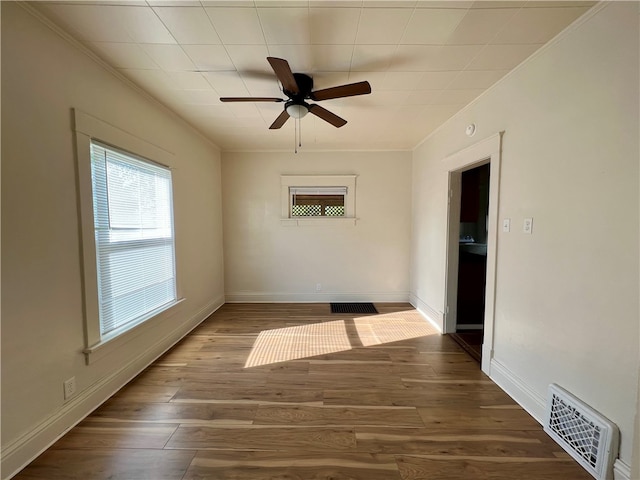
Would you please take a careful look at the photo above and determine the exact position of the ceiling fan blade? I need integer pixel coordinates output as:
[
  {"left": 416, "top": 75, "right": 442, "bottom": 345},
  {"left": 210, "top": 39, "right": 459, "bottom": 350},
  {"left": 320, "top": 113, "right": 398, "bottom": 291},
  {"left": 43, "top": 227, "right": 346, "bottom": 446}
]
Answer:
[
  {"left": 310, "top": 81, "right": 371, "bottom": 101},
  {"left": 220, "top": 97, "right": 284, "bottom": 103},
  {"left": 308, "top": 104, "right": 347, "bottom": 128},
  {"left": 267, "top": 57, "right": 299, "bottom": 95},
  {"left": 269, "top": 110, "right": 290, "bottom": 129}
]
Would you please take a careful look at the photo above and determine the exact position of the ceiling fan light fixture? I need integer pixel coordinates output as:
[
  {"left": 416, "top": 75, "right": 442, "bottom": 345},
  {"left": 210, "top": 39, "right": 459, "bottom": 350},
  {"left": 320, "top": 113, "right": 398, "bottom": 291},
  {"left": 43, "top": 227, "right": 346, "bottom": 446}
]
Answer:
[{"left": 286, "top": 103, "right": 308, "bottom": 119}]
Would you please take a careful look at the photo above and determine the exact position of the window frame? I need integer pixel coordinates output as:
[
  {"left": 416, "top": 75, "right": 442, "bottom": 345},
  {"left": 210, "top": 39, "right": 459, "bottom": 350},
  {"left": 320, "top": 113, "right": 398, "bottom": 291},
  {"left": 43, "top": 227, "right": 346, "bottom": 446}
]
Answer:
[
  {"left": 280, "top": 175, "right": 357, "bottom": 226},
  {"left": 74, "top": 110, "right": 183, "bottom": 364}
]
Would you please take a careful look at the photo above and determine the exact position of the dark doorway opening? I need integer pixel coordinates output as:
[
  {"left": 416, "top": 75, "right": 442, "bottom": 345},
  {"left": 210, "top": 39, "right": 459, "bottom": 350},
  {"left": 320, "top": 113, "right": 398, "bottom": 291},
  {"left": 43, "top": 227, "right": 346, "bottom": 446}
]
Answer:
[{"left": 451, "top": 163, "right": 490, "bottom": 362}]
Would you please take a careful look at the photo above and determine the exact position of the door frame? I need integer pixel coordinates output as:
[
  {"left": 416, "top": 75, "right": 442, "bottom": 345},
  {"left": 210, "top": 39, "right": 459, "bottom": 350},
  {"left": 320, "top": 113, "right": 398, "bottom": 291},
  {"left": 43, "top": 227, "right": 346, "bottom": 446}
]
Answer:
[{"left": 443, "top": 132, "right": 503, "bottom": 375}]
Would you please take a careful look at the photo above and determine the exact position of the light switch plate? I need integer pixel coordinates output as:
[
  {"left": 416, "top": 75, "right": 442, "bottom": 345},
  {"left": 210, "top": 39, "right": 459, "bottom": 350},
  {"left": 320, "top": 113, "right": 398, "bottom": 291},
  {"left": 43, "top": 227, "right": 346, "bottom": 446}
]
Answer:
[
  {"left": 502, "top": 218, "right": 511, "bottom": 232},
  {"left": 523, "top": 218, "right": 533, "bottom": 234}
]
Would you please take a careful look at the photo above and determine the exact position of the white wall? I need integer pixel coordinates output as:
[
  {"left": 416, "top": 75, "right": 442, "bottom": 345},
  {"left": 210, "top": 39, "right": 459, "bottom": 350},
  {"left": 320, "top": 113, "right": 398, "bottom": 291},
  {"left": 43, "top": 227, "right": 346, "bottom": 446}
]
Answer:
[
  {"left": 1, "top": 4, "right": 225, "bottom": 478},
  {"left": 411, "top": 2, "right": 639, "bottom": 471},
  {"left": 222, "top": 150, "right": 412, "bottom": 302}
]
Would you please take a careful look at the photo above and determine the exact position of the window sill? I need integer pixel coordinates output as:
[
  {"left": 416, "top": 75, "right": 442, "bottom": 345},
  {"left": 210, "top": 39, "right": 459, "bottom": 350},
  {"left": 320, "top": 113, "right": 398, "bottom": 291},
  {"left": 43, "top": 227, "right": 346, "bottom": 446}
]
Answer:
[
  {"left": 83, "top": 298, "right": 185, "bottom": 365},
  {"left": 280, "top": 217, "right": 358, "bottom": 227}
]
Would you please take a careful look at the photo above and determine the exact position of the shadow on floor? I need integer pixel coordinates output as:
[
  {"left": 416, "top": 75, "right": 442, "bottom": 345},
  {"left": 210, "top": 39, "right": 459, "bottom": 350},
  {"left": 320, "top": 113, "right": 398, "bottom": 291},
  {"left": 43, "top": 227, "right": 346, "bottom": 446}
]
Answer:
[{"left": 449, "top": 331, "right": 483, "bottom": 363}]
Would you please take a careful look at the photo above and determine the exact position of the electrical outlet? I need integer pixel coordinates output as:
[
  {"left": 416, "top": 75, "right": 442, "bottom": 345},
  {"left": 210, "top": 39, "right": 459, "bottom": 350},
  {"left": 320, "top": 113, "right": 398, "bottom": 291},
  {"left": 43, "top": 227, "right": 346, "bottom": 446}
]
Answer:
[
  {"left": 63, "top": 377, "right": 76, "bottom": 400},
  {"left": 523, "top": 218, "right": 533, "bottom": 234},
  {"left": 502, "top": 218, "right": 511, "bottom": 232},
  {"left": 316, "top": 283, "right": 322, "bottom": 291}
]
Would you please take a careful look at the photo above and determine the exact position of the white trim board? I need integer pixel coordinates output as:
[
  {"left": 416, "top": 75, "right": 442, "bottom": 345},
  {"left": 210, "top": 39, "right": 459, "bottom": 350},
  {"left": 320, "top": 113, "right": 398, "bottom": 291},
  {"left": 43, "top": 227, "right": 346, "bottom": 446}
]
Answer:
[
  {"left": 225, "top": 292, "right": 410, "bottom": 303},
  {"left": 489, "top": 358, "right": 547, "bottom": 424},
  {"left": 409, "top": 292, "right": 444, "bottom": 333},
  {"left": 613, "top": 459, "right": 632, "bottom": 480},
  {"left": 1, "top": 296, "right": 224, "bottom": 480}
]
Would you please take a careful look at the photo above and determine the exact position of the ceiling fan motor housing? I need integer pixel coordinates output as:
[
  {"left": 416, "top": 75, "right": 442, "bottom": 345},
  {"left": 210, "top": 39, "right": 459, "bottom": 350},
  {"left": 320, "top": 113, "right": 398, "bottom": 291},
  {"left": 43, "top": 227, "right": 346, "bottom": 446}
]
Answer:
[{"left": 289, "top": 73, "right": 314, "bottom": 100}]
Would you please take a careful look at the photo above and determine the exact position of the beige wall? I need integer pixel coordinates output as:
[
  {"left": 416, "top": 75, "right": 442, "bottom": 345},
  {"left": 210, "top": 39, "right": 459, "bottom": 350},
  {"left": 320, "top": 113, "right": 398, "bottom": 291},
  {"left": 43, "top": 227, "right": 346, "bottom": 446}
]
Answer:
[
  {"left": 411, "top": 2, "right": 639, "bottom": 470},
  {"left": 1, "top": 4, "right": 224, "bottom": 477},
  {"left": 222, "top": 150, "right": 412, "bottom": 302}
]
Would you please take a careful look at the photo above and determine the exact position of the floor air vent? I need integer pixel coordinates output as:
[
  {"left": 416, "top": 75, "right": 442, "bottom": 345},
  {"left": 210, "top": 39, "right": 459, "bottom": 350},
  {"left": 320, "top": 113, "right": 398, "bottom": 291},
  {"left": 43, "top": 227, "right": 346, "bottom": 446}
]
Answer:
[
  {"left": 544, "top": 384, "right": 619, "bottom": 480},
  {"left": 330, "top": 303, "right": 378, "bottom": 314}
]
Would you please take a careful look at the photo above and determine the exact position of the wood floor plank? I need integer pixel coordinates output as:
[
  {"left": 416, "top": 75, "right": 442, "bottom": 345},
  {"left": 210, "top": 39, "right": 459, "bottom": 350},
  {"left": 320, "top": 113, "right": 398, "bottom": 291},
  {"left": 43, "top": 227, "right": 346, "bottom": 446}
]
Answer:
[
  {"left": 417, "top": 406, "right": 542, "bottom": 430},
  {"left": 355, "top": 427, "right": 565, "bottom": 457},
  {"left": 305, "top": 347, "right": 394, "bottom": 362},
  {"left": 12, "top": 449, "right": 195, "bottom": 480},
  {"left": 91, "top": 400, "right": 257, "bottom": 425},
  {"left": 389, "top": 351, "right": 476, "bottom": 365},
  {"left": 50, "top": 420, "right": 178, "bottom": 449},
  {"left": 111, "top": 384, "right": 179, "bottom": 403},
  {"left": 323, "top": 385, "right": 513, "bottom": 408},
  {"left": 253, "top": 404, "right": 424, "bottom": 426},
  {"left": 266, "top": 371, "right": 406, "bottom": 390},
  {"left": 393, "top": 362, "right": 485, "bottom": 380},
  {"left": 165, "top": 425, "right": 357, "bottom": 451},
  {"left": 132, "top": 366, "right": 276, "bottom": 387},
  {"left": 182, "top": 450, "right": 402, "bottom": 480},
  {"left": 14, "top": 303, "right": 591, "bottom": 480},
  {"left": 172, "top": 384, "right": 323, "bottom": 405},
  {"left": 395, "top": 454, "right": 593, "bottom": 480},
  {"left": 309, "top": 361, "right": 395, "bottom": 376}
]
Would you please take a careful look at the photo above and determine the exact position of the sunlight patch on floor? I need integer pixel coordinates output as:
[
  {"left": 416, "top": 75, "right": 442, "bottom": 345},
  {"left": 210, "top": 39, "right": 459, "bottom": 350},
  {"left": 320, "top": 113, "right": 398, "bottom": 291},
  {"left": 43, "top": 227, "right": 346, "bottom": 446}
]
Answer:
[
  {"left": 354, "top": 311, "right": 439, "bottom": 347},
  {"left": 244, "top": 320, "right": 351, "bottom": 368},
  {"left": 244, "top": 310, "right": 439, "bottom": 368}
]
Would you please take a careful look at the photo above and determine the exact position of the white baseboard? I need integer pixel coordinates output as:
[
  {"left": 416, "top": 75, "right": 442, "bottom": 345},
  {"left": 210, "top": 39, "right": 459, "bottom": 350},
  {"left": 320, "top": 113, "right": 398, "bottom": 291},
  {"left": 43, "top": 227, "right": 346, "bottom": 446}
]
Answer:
[
  {"left": 489, "top": 358, "right": 546, "bottom": 424},
  {"left": 1, "top": 296, "right": 224, "bottom": 480},
  {"left": 613, "top": 459, "right": 631, "bottom": 480},
  {"left": 490, "top": 359, "right": 633, "bottom": 480},
  {"left": 225, "top": 291, "right": 410, "bottom": 303},
  {"left": 409, "top": 292, "right": 444, "bottom": 332}
]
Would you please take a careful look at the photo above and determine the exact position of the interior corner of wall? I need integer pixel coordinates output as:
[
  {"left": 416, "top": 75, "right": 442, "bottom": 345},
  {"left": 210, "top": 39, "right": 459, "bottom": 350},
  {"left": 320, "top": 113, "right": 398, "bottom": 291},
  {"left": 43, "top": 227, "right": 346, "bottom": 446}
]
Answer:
[{"left": 410, "top": 292, "right": 444, "bottom": 333}]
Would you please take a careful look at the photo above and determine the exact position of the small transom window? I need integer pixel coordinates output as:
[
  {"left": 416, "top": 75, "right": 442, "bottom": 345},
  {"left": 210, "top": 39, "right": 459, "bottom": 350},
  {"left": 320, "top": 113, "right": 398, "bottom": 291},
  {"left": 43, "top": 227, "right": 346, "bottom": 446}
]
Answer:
[
  {"left": 290, "top": 187, "right": 346, "bottom": 217},
  {"left": 280, "top": 175, "right": 356, "bottom": 224}
]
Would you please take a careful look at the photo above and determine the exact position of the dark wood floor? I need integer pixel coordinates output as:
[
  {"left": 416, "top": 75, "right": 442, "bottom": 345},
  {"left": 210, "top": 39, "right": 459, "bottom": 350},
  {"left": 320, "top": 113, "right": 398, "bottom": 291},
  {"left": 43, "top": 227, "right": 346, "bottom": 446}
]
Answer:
[
  {"left": 14, "top": 303, "right": 591, "bottom": 479},
  {"left": 449, "top": 331, "right": 483, "bottom": 362}
]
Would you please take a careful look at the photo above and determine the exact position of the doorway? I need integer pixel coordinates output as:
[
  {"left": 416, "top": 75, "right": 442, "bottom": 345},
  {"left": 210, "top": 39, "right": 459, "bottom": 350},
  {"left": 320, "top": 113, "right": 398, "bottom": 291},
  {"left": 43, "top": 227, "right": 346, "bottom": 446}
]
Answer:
[
  {"left": 450, "top": 163, "right": 490, "bottom": 362},
  {"left": 442, "top": 132, "right": 502, "bottom": 375}
]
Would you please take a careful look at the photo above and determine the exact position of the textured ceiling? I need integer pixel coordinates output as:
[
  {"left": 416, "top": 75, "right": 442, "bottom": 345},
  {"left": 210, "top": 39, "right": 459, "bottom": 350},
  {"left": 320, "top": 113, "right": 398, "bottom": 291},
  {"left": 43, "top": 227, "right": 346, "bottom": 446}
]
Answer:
[{"left": 31, "top": 1, "right": 595, "bottom": 151}]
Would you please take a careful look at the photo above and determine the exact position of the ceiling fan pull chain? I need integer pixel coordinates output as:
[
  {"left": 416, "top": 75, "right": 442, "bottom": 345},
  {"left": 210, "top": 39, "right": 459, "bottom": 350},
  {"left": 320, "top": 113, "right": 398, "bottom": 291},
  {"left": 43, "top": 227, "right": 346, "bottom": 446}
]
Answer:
[
  {"left": 294, "top": 117, "right": 298, "bottom": 154},
  {"left": 299, "top": 117, "right": 302, "bottom": 148}
]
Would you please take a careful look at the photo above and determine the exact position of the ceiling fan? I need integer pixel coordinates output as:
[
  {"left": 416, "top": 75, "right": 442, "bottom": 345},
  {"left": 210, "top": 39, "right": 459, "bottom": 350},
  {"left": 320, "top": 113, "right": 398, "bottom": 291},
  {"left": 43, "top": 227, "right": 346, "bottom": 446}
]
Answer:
[{"left": 220, "top": 57, "right": 371, "bottom": 130}]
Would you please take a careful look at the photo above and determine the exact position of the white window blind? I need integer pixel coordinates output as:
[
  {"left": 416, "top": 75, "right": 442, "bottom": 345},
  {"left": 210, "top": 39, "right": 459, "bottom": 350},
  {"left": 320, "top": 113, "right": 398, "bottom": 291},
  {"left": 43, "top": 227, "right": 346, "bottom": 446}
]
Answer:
[
  {"left": 289, "top": 186, "right": 347, "bottom": 195},
  {"left": 90, "top": 141, "right": 177, "bottom": 337}
]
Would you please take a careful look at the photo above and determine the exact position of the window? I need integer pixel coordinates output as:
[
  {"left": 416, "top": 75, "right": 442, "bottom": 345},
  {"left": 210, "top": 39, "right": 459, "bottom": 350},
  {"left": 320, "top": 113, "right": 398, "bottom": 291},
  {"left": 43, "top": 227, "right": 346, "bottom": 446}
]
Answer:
[
  {"left": 280, "top": 175, "right": 357, "bottom": 226},
  {"left": 74, "top": 110, "right": 182, "bottom": 363},
  {"left": 290, "top": 187, "right": 346, "bottom": 217},
  {"left": 90, "top": 142, "right": 177, "bottom": 338}
]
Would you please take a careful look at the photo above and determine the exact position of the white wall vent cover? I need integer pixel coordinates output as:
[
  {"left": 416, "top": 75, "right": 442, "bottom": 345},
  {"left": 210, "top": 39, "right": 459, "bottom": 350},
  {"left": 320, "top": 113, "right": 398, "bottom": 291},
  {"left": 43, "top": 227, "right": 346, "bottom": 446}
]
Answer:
[{"left": 544, "top": 384, "right": 619, "bottom": 480}]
